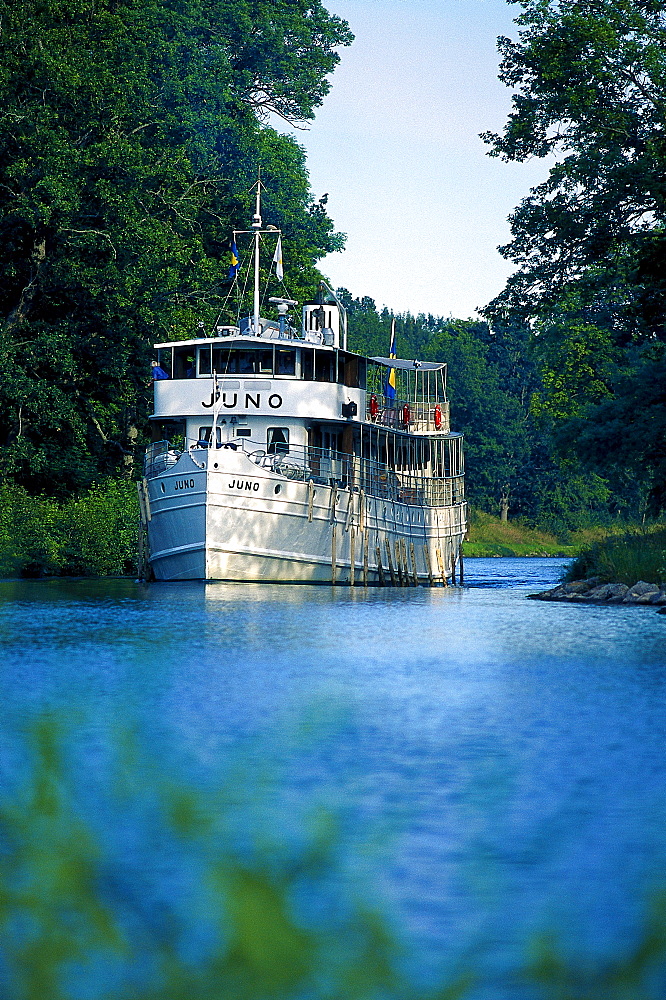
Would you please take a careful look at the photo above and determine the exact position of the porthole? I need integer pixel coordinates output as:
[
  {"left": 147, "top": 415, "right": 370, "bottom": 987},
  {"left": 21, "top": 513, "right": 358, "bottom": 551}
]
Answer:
[
  {"left": 160, "top": 482, "right": 165, "bottom": 494},
  {"left": 274, "top": 484, "right": 281, "bottom": 495}
]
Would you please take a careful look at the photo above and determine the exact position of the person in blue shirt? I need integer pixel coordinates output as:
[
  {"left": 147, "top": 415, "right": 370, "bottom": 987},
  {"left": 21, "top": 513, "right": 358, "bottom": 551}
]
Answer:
[{"left": 151, "top": 361, "right": 169, "bottom": 380}]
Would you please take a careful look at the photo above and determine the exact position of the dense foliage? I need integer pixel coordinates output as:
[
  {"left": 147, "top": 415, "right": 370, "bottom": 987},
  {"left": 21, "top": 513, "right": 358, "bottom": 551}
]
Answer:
[
  {"left": 0, "top": 480, "right": 139, "bottom": 576},
  {"left": 483, "top": 0, "right": 666, "bottom": 517},
  {"left": 344, "top": 294, "right": 615, "bottom": 529},
  {"left": 0, "top": 0, "right": 351, "bottom": 496},
  {"left": 566, "top": 524, "right": 666, "bottom": 585}
]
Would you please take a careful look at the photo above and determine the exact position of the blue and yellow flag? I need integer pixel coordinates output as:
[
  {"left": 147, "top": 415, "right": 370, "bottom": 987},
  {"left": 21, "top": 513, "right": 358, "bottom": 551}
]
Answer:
[
  {"left": 386, "top": 319, "right": 397, "bottom": 400},
  {"left": 228, "top": 240, "right": 240, "bottom": 280}
]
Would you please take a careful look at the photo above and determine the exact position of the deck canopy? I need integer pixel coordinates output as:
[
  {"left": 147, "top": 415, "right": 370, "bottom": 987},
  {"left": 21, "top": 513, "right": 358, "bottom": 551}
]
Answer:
[{"left": 370, "top": 357, "right": 445, "bottom": 371}]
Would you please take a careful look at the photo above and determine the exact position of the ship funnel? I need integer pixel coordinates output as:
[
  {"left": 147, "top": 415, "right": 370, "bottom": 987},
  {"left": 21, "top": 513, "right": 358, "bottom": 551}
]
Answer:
[{"left": 302, "top": 301, "right": 340, "bottom": 347}]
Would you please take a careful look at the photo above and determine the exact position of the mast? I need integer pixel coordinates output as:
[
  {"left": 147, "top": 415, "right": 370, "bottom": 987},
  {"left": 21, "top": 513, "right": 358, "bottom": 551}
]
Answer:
[{"left": 252, "top": 174, "right": 262, "bottom": 335}]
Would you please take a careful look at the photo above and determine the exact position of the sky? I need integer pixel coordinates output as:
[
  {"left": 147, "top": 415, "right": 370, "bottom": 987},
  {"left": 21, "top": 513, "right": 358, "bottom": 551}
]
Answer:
[{"left": 283, "top": 0, "right": 550, "bottom": 320}]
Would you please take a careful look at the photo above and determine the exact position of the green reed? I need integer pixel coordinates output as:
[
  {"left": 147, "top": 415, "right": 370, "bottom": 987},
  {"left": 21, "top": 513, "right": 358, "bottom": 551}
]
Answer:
[{"left": 566, "top": 526, "right": 666, "bottom": 586}]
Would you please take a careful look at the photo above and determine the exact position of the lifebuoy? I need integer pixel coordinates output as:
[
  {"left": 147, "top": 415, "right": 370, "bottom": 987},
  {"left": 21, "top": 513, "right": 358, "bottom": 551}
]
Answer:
[
  {"left": 369, "top": 394, "right": 379, "bottom": 419},
  {"left": 434, "top": 404, "right": 442, "bottom": 429},
  {"left": 402, "top": 403, "right": 411, "bottom": 426}
]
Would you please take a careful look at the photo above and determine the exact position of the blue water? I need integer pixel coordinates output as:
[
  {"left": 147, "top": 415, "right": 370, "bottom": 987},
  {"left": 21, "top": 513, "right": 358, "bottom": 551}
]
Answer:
[{"left": 1, "top": 559, "right": 665, "bottom": 996}]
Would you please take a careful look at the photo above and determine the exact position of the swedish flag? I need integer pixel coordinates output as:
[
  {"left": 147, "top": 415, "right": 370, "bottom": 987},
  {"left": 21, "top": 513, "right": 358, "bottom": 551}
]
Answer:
[
  {"left": 228, "top": 240, "right": 240, "bottom": 281},
  {"left": 386, "top": 319, "right": 397, "bottom": 400}
]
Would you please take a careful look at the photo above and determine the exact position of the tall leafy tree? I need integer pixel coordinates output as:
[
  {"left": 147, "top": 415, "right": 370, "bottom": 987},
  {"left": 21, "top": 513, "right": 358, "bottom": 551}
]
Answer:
[
  {"left": 484, "top": 0, "right": 666, "bottom": 515},
  {"left": 0, "top": 0, "right": 351, "bottom": 494}
]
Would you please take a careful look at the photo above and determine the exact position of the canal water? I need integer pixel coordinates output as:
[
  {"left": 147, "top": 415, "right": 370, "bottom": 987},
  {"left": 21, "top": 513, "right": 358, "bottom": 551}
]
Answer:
[{"left": 1, "top": 558, "right": 665, "bottom": 996}]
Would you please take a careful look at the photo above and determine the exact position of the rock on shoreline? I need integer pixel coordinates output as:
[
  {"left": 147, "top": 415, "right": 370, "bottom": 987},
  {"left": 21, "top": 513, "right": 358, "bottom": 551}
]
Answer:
[{"left": 529, "top": 578, "right": 666, "bottom": 609}]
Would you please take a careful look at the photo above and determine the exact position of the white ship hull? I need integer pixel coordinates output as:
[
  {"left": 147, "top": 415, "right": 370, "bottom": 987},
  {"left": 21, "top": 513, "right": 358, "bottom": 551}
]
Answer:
[{"left": 145, "top": 449, "right": 466, "bottom": 585}]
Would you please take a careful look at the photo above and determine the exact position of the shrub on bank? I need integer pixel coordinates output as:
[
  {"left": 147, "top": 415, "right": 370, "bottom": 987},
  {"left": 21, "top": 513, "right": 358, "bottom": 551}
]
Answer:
[
  {"left": 0, "top": 480, "right": 139, "bottom": 577},
  {"left": 566, "top": 526, "right": 666, "bottom": 585}
]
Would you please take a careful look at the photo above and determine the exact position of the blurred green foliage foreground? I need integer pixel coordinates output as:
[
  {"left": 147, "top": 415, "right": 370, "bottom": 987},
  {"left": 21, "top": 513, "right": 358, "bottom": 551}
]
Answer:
[{"left": 0, "top": 718, "right": 665, "bottom": 1000}]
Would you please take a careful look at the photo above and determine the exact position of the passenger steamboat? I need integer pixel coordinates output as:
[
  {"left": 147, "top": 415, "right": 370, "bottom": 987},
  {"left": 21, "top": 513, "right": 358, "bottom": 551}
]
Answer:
[{"left": 139, "top": 185, "right": 467, "bottom": 584}]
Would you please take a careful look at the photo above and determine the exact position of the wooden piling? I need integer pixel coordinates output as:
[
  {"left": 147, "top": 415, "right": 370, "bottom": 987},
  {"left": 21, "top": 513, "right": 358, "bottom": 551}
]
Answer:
[
  {"left": 331, "top": 523, "right": 337, "bottom": 585},
  {"left": 376, "top": 545, "right": 386, "bottom": 587},
  {"left": 409, "top": 541, "right": 419, "bottom": 586},
  {"left": 307, "top": 479, "right": 314, "bottom": 522},
  {"left": 385, "top": 538, "right": 397, "bottom": 586},
  {"left": 424, "top": 544, "right": 434, "bottom": 587}
]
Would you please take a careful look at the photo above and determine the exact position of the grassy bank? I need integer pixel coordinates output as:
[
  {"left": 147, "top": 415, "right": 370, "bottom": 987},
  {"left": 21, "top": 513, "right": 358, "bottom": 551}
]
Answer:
[
  {"left": 566, "top": 525, "right": 666, "bottom": 586},
  {"left": 463, "top": 509, "right": 581, "bottom": 557},
  {"left": 0, "top": 480, "right": 139, "bottom": 577}
]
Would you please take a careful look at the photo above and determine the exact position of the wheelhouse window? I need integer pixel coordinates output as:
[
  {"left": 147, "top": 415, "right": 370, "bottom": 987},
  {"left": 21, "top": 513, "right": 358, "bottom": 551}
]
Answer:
[
  {"left": 198, "top": 346, "right": 212, "bottom": 375},
  {"left": 315, "top": 350, "right": 335, "bottom": 382},
  {"left": 301, "top": 348, "right": 314, "bottom": 380},
  {"left": 338, "top": 352, "right": 367, "bottom": 389},
  {"left": 173, "top": 347, "right": 195, "bottom": 378},
  {"left": 275, "top": 349, "right": 296, "bottom": 376},
  {"left": 257, "top": 349, "right": 273, "bottom": 374},
  {"left": 267, "top": 427, "right": 289, "bottom": 454},
  {"left": 157, "top": 348, "right": 173, "bottom": 376},
  {"left": 211, "top": 347, "right": 275, "bottom": 376}
]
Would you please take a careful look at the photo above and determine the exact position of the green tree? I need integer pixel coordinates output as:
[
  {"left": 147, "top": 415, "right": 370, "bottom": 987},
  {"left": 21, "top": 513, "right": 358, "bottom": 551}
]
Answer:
[
  {"left": 484, "top": 0, "right": 666, "bottom": 516},
  {"left": 0, "top": 0, "right": 351, "bottom": 495}
]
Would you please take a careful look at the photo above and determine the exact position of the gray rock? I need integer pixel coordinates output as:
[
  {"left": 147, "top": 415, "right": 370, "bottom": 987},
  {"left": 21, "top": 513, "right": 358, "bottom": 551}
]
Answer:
[
  {"left": 562, "top": 580, "right": 594, "bottom": 594},
  {"left": 648, "top": 591, "right": 666, "bottom": 605},
  {"left": 626, "top": 580, "right": 659, "bottom": 598},
  {"left": 624, "top": 581, "right": 660, "bottom": 603},
  {"left": 587, "top": 584, "right": 618, "bottom": 600}
]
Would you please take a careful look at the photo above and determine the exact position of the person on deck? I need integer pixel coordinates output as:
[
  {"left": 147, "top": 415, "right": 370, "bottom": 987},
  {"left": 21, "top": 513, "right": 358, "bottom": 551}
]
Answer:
[{"left": 151, "top": 360, "right": 169, "bottom": 380}]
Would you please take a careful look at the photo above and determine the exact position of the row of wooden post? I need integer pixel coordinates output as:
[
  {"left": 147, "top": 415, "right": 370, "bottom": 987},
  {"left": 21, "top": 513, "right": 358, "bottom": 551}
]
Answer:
[{"left": 329, "top": 486, "right": 463, "bottom": 589}]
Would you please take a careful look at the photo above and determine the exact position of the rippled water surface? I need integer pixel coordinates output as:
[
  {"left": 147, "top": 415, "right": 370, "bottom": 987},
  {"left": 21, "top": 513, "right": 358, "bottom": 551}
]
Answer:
[{"left": 1, "top": 558, "right": 665, "bottom": 995}]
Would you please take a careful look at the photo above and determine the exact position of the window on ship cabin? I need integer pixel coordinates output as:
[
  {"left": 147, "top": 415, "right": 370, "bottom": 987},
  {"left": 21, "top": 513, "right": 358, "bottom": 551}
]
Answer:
[
  {"left": 157, "top": 348, "right": 172, "bottom": 377},
  {"left": 257, "top": 349, "right": 273, "bottom": 374},
  {"left": 315, "top": 350, "right": 335, "bottom": 382},
  {"left": 301, "top": 348, "right": 314, "bottom": 380},
  {"left": 275, "top": 350, "right": 296, "bottom": 376},
  {"left": 212, "top": 348, "right": 232, "bottom": 373},
  {"left": 198, "top": 346, "right": 212, "bottom": 376},
  {"left": 237, "top": 350, "right": 256, "bottom": 374},
  {"left": 267, "top": 427, "right": 289, "bottom": 454},
  {"left": 173, "top": 347, "right": 195, "bottom": 379},
  {"left": 339, "top": 353, "right": 359, "bottom": 387}
]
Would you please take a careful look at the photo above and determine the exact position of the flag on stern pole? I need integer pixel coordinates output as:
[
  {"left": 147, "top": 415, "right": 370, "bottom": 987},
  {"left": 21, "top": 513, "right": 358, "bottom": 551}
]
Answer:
[
  {"left": 386, "top": 317, "right": 397, "bottom": 400},
  {"left": 228, "top": 240, "right": 239, "bottom": 280},
  {"left": 273, "top": 235, "right": 284, "bottom": 281}
]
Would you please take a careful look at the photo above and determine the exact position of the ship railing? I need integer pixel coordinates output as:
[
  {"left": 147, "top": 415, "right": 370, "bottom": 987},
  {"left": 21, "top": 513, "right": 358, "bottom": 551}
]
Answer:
[
  {"left": 246, "top": 443, "right": 464, "bottom": 507},
  {"left": 144, "top": 440, "right": 181, "bottom": 478},
  {"left": 365, "top": 398, "right": 450, "bottom": 433}
]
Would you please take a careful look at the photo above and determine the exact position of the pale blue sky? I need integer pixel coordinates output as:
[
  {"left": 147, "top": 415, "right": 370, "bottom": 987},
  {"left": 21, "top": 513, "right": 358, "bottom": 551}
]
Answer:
[{"left": 286, "top": 0, "right": 548, "bottom": 319}]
